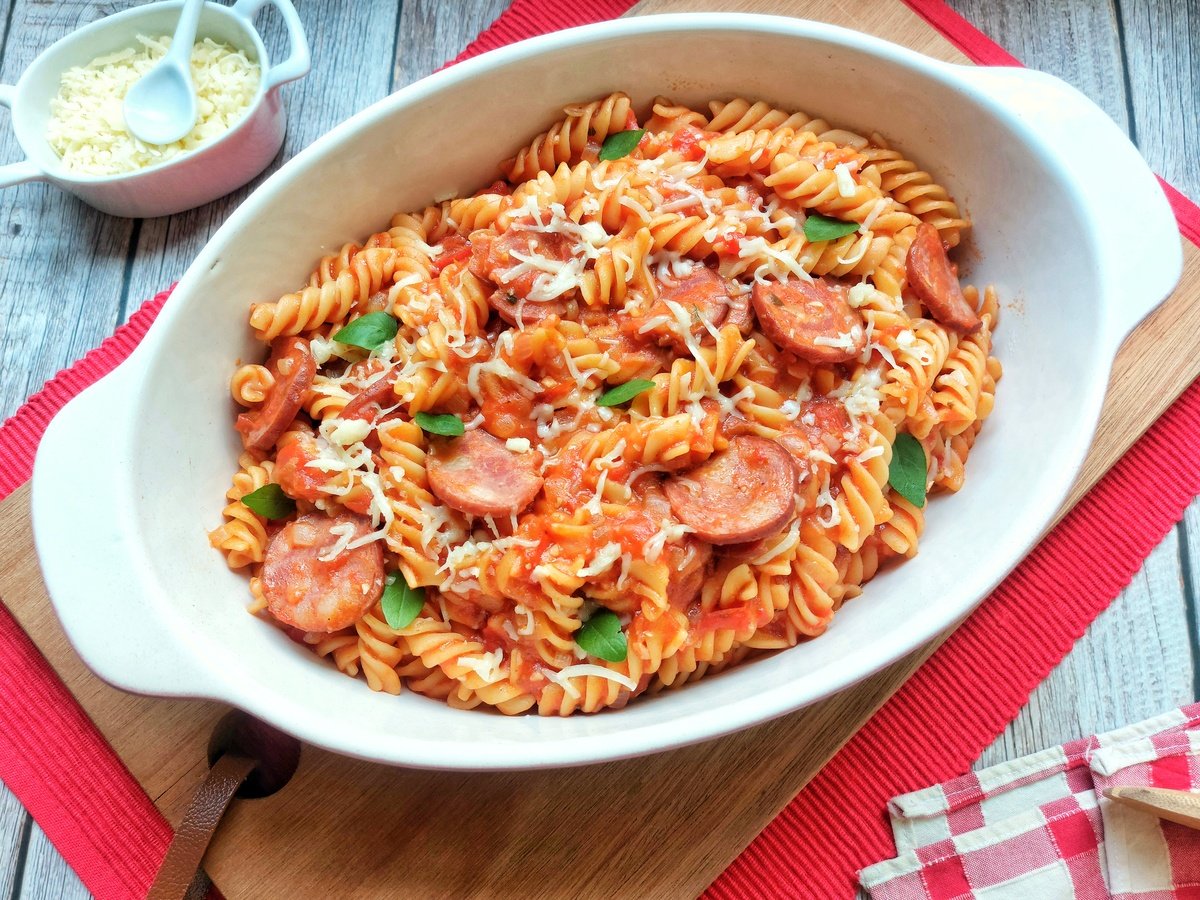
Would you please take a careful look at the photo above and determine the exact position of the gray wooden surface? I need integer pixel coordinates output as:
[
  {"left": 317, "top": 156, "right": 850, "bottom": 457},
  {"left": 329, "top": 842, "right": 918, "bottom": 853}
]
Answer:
[{"left": 0, "top": 0, "right": 1195, "bottom": 897}]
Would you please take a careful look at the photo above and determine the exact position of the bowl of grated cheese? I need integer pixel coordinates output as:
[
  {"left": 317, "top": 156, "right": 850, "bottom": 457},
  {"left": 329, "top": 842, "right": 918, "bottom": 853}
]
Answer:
[{"left": 0, "top": 0, "right": 309, "bottom": 218}]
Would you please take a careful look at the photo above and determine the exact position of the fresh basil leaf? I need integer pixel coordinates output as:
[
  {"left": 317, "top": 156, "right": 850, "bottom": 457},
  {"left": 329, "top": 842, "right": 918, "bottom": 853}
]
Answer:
[
  {"left": 575, "top": 609, "right": 627, "bottom": 662},
  {"left": 598, "top": 129, "right": 645, "bottom": 161},
  {"left": 381, "top": 572, "right": 424, "bottom": 629},
  {"left": 596, "top": 378, "right": 655, "bottom": 407},
  {"left": 803, "top": 213, "right": 860, "bottom": 243},
  {"left": 888, "top": 432, "right": 927, "bottom": 508},
  {"left": 240, "top": 483, "right": 295, "bottom": 520},
  {"left": 414, "top": 411, "right": 465, "bottom": 437},
  {"left": 332, "top": 311, "right": 399, "bottom": 351}
]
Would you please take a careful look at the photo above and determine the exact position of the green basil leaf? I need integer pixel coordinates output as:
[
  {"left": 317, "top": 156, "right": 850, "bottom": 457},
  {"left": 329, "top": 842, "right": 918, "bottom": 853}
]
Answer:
[
  {"left": 414, "top": 411, "right": 465, "bottom": 437},
  {"left": 888, "top": 432, "right": 927, "bottom": 508},
  {"left": 381, "top": 573, "right": 425, "bottom": 630},
  {"left": 332, "top": 312, "right": 399, "bottom": 351},
  {"left": 803, "top": 213, "right": 860, "bottom": 243},
  {"left": 575, "top": 609, "right": 627, "bottom": 662},
  {"left": 240, "top": 483, "right": 295, "bottom": 520},
  {"left": 596, "top": 378, "right": 655, "bottom": 407},
  {"left": 598, "top": 129, "right": 645, "bottom": 161}
]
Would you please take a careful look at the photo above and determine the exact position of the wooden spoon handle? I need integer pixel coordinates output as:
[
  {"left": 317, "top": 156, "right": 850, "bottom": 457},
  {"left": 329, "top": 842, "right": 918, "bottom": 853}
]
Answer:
[{"left": 1103, "top": 786, "right": 1200, "bottom": 830}]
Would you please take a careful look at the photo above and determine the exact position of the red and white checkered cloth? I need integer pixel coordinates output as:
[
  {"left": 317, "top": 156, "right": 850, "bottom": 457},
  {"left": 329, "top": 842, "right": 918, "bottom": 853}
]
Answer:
[{"left": 859, "top": 705, "right": 1200, "bottom": 898}]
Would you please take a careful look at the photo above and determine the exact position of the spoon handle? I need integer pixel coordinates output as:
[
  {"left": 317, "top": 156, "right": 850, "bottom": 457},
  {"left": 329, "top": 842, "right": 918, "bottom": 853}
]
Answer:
[
  {"left": 166, "top": 0, "right": 206, "bottom": 63},
  {"left": 1103, "top": 787, "right": 1200, "bottom": 830}
]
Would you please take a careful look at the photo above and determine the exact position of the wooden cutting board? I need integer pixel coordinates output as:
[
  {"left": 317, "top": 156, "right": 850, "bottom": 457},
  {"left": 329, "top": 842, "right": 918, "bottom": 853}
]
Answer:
[{"left": 1, "top": 1, "right": 1197, "bottom": 897}]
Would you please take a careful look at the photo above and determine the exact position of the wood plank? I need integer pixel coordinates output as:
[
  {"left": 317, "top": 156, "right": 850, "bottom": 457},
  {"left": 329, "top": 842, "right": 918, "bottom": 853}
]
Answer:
[
  {"left": 393, "top": 0, "right": 513, "bottom": 89},
  {"left": 0, "top": 0, "right": 14, "bottom": 56},
  {"left": 123, "top": 1, "right": 407, "bottom": 317},
  {"left": 0, "top": 1, "right": 135, "bottom": 421},
  {"left": 0, "top": 783, "right": 26, "bottom": 899},
  {"left": 1119, "top": 0, "right": 1199, "bottom": 199},
  {"left": 1179, "top": 498, "right": 1200, "bottom": 694},
  {"left": 19, "top": 823, "right": 87, "bottom": 900},
  {"left": 944, "top": 0, "right": 1128, "bottom": 127}
]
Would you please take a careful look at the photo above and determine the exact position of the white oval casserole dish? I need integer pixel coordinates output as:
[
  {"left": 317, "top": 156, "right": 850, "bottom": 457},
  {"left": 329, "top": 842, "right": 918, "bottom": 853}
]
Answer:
[{"left": 31, "top": 14, "right": 1182, "bottom": 770}]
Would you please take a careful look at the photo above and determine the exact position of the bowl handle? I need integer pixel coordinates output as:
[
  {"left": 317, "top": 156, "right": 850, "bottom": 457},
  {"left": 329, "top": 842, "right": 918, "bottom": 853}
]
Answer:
[
  {"left": 0, "top": 84, "right": 46, "bottom": 189},
  {"left": 31, "top": 364, "right": 223, "bottom": 701},
  {"left": 959, "top": 66, "right": 1183, "bottom": 349},
  {"left": 231, "top": 0, "right": 311, "bottom": 94}
]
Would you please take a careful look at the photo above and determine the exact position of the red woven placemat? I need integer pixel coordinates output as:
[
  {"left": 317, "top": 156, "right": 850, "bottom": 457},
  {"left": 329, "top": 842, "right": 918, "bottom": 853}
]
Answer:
[{"left": 0, "top": 2, "right": 1196, "bottom": 898}]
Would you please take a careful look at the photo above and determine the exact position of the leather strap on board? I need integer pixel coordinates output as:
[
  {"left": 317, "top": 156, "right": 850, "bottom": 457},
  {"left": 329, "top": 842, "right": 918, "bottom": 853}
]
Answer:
[{"left": 147, "top": 753, "right": 256, "bottom": 900}]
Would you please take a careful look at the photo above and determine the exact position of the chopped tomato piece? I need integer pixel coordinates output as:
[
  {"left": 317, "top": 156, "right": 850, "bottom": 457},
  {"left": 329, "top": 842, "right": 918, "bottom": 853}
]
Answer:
[
  {"left": 714, "top": 230, "right": 742, "bottom": 256},
  {"left": 431, "top": 235, "right": 472, "bottom": 275},
  {"left": 670, "top": 126, "right": 719, "bottom": 161}
]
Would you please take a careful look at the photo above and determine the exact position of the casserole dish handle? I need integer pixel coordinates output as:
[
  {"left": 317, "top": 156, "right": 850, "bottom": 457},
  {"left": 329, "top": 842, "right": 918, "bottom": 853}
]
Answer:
[
  {"left": 961, "top": 67, "right": 1183, "bottom": 349},
  {"left": 0, "top": 84, "right": 46, "bottom": 189},
  {"left": 232, "top": 0, "right": 311, "bottom": 94},
  {"left": 31, "top": 364, "right": 223, "bottom": 700}
]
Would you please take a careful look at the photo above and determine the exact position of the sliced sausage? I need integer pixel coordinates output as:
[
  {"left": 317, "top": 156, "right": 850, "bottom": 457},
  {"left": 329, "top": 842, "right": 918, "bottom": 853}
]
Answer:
[
  {"left": 340, "top": 371, "right": 396, "bottom": 422},
  {"left": 751, "top": 277, "right": 865, "bottom": 364},
  {"left": 906, "top": 223, "right": 981, "bottom": 333},
  {"left": 485, "top": 287, "right": 571, "bottom": 327},
  {"left": 469, "top": 221, "right": 576, "bottom": 300},
  {"left": 236, "top": 338, "right": 316, "bottom": 452},
  {"left": 724, "top": 288, "right": 754, "bottom": 335},
  {"left": 663, "top": 435, "right": 797, "bottom": 544},
  {"left": 262, "top": 513, "right": 385, "bottom": 633},
  {"left": 426, "top": 428, "right": 544, "bottom": 517},
  {"left": 665, "top": 540, "right": 713, "bottom": 609},
  {"left": 274, "top": 431, "right": 328, "bottom": 503},
  {"left": 636, "top": 266, "right": 731, "bottom": 350}
]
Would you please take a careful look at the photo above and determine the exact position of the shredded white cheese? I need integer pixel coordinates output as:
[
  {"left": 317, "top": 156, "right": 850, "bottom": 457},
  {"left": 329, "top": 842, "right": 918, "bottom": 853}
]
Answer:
[
  {"left": 47, "top": 35, "right": 261, "bottom": 175},
  {"left": 544, "top": 664, "right": 638, "bottom": 699},
  {"left": 644, "top": 519, "right": 694, "bottom": 564},
  {"left": 317, "top": 521, "right": 358, "bottom": 563},
  {"left": 834, "top": 162, "right": 856, "bottom": 198},
  {"left": 327, "top": 418, "right": 372, "bottom": 447},
  {"left": 577, "top": 542, "right": 624, "bottom": 578}
]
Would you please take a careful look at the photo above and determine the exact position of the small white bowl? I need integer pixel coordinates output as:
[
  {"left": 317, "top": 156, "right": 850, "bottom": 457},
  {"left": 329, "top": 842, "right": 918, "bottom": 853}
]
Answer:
[{"left": 0, "top": 0, "right": 309, "bottom": 218}]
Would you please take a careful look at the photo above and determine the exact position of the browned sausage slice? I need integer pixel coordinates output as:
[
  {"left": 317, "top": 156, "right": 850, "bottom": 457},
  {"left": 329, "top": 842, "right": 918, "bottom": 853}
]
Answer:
[
  {"left": 637, "top": 266, "right": 731, "bottom": 349},
  {"left": 340, "top": 370, "right": 396, "bottom": 422},
  {"left": 751, "top": 278, "right": 865, "bottom": 363},
  {"left": 663, "top": 436, "right": 797, "bottom": 544},
  {"left": 236, "top": 338, "right": 316, "bottom": 452},
  {"left": 665, "top": 540, "right": 713, "bottom": 609},
  {"left": 470, "top": 222, "right": 577, "bottom": 311},
  {"left": 724, "top": 288, "right": 754, "bottom": 335},
  {"left": 906, "top": 223, "right": 981, "bottom": 333},
  {"left": 485, "top": 287, "right": 571, "bottom": 327},
  {"left": 426, "top": 428, "right": 544, "bottom": 517},
  {"left": 262, "top": 513, "right": 385, "bottom": 633}
]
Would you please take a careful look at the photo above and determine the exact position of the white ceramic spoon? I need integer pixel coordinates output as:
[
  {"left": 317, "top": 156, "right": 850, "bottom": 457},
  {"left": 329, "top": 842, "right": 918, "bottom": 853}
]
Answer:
[{"left": 123, "top": 0, "right": 205, "bottom": 145}]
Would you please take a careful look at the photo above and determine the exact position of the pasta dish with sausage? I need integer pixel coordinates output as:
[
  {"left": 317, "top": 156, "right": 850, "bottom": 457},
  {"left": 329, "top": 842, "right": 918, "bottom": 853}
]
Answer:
[{"left": 209, "top": 92, "right": 1001, "bottom": 715}]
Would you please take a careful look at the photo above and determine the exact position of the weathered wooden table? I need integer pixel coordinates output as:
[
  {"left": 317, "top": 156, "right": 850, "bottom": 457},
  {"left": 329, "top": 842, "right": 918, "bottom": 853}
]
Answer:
[{"left": 0, "top": 0, "right": 1195, "bottom": 896}]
